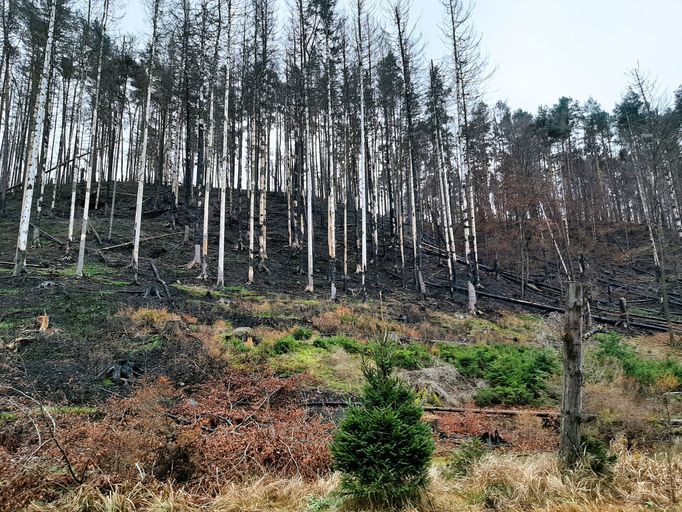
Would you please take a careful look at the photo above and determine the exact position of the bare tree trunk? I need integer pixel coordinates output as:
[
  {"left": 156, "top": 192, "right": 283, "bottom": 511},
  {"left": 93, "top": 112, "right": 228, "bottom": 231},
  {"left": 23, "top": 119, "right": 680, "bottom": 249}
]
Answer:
[
  {"left": 216, "top": 0, "right": 232, "bottom": 289},
  {"left": 664, "top": 165, "right": 682, "bottom": 240},
  {"left": 0, "top": 0, "right": 12, "bottom": 214},
  {"left": 394, "top": 4, "right": 425, "bottom": 296},
  {"left": 131, "top": 0, "right": 161, "bottom": 283},
  {"left": 76, "top": 0, "right": 110, "bottom": 277},
  {"left": 560, "top": 281, "right": 584, "bottom": 469},
  {"left": 357, "top": 1, "right": 367, "bottom": 297},
  {"left": 12, "top": 0, "right": 57, "bottom": 275},
  {"left": 325, "top": 30, "right": 336, "bottom": 301},
  {"left": 299, "top": 0, "right": 314, "bottom": 292}
]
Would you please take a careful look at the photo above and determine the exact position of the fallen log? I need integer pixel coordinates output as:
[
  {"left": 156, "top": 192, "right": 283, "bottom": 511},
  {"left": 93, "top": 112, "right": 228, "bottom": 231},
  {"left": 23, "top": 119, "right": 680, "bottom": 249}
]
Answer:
[
  {"left": 30, "top": 224, "right": 65, "bottom": 246},
  {"left": 423, "top": 279, "right": 682, "bottom": 334},
  {"left": 99, "top": 232, "right": 179, "bottom": 251},
  {"left": 304, "top": 401, "right": 559, "bottom": 418},
  {"left": 0, "top": 260, "right": 42, "bottom": 268}
]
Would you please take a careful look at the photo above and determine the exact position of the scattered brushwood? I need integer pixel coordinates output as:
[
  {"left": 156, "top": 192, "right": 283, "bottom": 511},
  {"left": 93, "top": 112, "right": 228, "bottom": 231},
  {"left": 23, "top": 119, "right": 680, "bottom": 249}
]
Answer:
[{"left": 0, "top": 372, "right": 334, "bottom": 509}]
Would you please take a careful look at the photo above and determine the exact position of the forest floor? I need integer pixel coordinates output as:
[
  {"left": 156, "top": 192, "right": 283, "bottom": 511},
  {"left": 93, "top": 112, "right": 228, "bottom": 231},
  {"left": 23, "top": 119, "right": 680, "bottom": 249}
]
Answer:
[{"left": 0, "top": 185, "right": 681, "bottom": 511}]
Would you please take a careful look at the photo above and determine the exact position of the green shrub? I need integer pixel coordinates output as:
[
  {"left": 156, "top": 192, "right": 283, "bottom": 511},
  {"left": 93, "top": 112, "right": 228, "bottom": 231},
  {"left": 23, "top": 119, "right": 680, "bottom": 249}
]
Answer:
[
  {"left": 446, "top": 437, "right": 488, "bottom": 477},
  {"left": 273, "top": 335, "right": 299, "bottom": 355},
  {"left": 331, "top": 339, "right": 434, "bottom": 509},
  {"left": 580, "top": 436, "right": 617, "bottom": 475},
  {"left": 474, "top": 386, "right": 534, "bottom": 407},
  {"left": 439, "top": 343, "right": 559, "bottom": 406},
  {"left": 292, "top": 325, "right": 314, "bottom": 341},
  {"left": 594, "top": 333, "right": 682, "bottom": 389},
  {"left": 393, "top": 342, "right": 433, "bottom": 370}
]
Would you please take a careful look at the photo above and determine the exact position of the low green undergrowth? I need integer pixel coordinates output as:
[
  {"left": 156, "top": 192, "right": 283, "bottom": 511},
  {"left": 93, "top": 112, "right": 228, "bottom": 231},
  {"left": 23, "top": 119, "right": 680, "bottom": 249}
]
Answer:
[
  {"left": 273, "top": 335, "right": 300, "bottom": 354},
  {"left": 313, "top": 335, "right": 366, "bottom": 353},
  {"left": 438, "top": 343, "right": 559, "bottom": 406},
  {"left": 393, "top": 342, "right": 433, "bottom": 370},
  {"left": 291, "top": 326, "right": 314, "bottom": 341},
  {"left": 594, "top": 332, "right": 682, "bottom": 390},
  {"left": 446, "top": 438, "right": 488, "bottom": 477},
  {"left": 313, "top": 336, "right": 432, "bottom": 369}
]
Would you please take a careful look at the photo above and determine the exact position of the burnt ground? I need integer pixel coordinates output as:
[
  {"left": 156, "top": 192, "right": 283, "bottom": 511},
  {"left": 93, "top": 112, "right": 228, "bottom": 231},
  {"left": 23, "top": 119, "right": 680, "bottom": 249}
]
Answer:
[{"left": 0, "top": 182, "right": 680, "bottom": 427}]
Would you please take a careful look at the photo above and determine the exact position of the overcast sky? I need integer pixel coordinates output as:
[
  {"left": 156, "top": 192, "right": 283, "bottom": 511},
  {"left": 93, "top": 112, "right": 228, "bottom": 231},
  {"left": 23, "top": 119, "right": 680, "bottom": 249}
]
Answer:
[{"left": 117, "top": 0, "right": 682, "bottom": 114}]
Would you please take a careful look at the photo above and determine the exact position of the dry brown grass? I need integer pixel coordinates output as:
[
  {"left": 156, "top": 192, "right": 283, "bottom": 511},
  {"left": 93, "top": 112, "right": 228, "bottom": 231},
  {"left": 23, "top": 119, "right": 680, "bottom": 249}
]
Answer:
[
  {"left": 21, "top": 446, "right": 682, "bottom": 512},
  {"left": 189, "top": 319, "right": 233, "bottom": 359},
  {"left": 459, "top": 441, "right": 681, "bottom": 511},
  {"left": 629, "top": 332, "right": 682, "bottom": 360},
  {"left": 311, "top": 305, "right": 422, "bottom": 341},
  {"left": 584, "top": 377, "right": 666, "bottom": 445}
]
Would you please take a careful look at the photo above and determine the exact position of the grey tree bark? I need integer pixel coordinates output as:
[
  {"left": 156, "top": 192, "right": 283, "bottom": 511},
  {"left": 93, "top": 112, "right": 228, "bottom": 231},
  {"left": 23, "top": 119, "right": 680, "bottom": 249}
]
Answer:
[{"left": 560, "top": 281, "right": 584, "bottom": 469}]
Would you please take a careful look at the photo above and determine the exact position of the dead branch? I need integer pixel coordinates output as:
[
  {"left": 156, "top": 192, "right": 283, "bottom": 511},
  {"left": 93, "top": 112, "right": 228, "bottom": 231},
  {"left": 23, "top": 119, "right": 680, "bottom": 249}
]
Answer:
[
  {"left": 150, "top": 259, "right": 171, "bottom": 298},
  {"left": 29, "top": 224, "right": 65, "bottom": 246}
]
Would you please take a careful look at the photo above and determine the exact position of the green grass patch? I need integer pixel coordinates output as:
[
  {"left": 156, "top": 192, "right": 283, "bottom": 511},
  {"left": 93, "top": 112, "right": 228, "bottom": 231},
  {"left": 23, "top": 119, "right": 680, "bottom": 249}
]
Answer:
[
  {"left": 313, "top": 335, "right": 367, "bottom": 354},
  {"left": 594, "top": 332, "right": 682, "bottom": 390},
  {"left": 0, "top": 320, "right": 19, "bottom": 332},
  {"left": 270, "top": 342, "right": 362, "bottom": 392},
  {"left": 132, "top": 334, "right": 165, "bottom": 353},
  {"left": 224, "top": 284, "right": 249, "bottom": 294},
  {"left": 223, "top": 336, "right": 252, "bottom": 353},
  {"left": 313, "top": 336, "right": 431, "bottom": 369},
  {"left": 439, "top": 343, "right": 559, "bottom": 406},
  {"left": 273, "top": 335, "right": 300, "bottom": 354},
  {"left": 101, "top": 278, "right": 130, "bottom": 287},
  {"left": 172, "top": 283, "right": 224, "bottom": 297},
  {"left": 0, "top": 412, "right": 18, "bottom": 423},
  {"left": 54, "top": 262, "right": 116, "bottom": 278}
]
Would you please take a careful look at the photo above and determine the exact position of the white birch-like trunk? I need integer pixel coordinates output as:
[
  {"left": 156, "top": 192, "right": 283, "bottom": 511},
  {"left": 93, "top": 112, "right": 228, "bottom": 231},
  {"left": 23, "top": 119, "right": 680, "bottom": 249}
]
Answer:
[
  {"left": 664, "top": 166, "right": 682, "bottom": 240},
  {"left": 325, "top": 33, "right": 336, "bottom": 301},
  {"left": 217, "top": 0, "right": 232, "bottom": 289},
  {"left": 66, "top": 120, "right": 82, "bottom": 249},
  {"left": 300, "top": 0, "right": 314, "bottom": 292},
  {"left": 76, "top": 0, "right": 110, "bottom": 277},
  {"left": 357, "top": 4, "right": 367, "bottom": 295},
  {"left": 12, "top": 0, "right": 57, "bottom": 275},
  {"left": 200, "top": 86, "right": 214, "bottom": 280},
  {"left": 131, "top": 0, "right": 161, "bottom": 282},
  {"left": 258, "top": 128, "right": 268, "bottom": 270}
]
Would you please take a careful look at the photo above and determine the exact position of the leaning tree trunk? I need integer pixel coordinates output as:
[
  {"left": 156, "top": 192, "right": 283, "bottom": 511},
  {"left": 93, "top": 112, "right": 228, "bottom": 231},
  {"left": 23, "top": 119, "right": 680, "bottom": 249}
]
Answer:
[{"left": 12, "top": 0, "right": 57, "bottom": 275}]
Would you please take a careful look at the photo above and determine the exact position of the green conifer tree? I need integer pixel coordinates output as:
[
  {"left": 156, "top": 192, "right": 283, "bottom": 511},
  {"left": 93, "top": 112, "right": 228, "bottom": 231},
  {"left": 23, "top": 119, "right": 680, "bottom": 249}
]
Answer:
[{"left": 331, "top": 338, "right": 434, "bottom": 508}]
